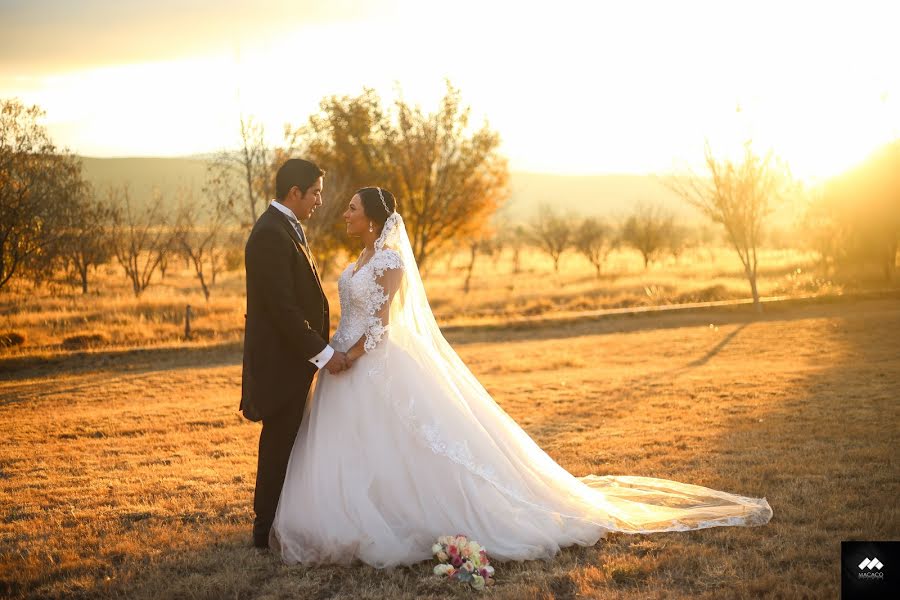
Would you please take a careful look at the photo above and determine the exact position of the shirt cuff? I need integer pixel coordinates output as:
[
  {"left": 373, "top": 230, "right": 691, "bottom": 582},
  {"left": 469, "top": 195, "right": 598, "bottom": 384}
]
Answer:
[{"left": 309, "top": 344, "right": 334, "bottom": 369}]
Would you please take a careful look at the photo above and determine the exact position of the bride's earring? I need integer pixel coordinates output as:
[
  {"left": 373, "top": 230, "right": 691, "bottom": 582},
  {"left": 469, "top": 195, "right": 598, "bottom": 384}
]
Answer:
[{"left": 369, "top": 222, "right": 374, "bottom": 233}]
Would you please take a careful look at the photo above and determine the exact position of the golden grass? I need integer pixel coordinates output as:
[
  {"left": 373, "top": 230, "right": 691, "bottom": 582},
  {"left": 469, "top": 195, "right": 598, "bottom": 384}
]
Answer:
[
  {"left": 1, "top": 297, "right": 897, "bottom": 599},
  {"left": 0, "top": 246, "right": 844, "bottom": 358}
]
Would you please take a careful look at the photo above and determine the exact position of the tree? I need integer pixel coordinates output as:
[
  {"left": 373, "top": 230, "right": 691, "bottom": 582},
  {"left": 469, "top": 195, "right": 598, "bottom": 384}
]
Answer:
[
  {"left": 173, "top": 189, "right": 230, "bottom": 300},
  {"left": 573, "top": 218, "right": 618, "bottom": 277},
  {"left": 58, "top": 188, "right": 116, "bottom": 294},
  {"left": 110, "top": 187, "right": 173, "bottom": 297},
  {"left": 302, "top": 82, "right": 509, "bottom": 271},
  {"left": 462, "top": 231, "right": 498, "bottom": 294},
  {"left": 621, "top": 203, "right": 674, "bottom": 269},
  {"left": 506, "top": 225, "right": 528, "bottom": 274},
  {"left": 668, "top": 140, "right": 791, "bottom": 312},
  {"left": 527, "top": 205, "right": 573, "bottom": 272},
  {"left": 667, "top": 223, "right": 694, "bottom": 264},
  {"left": 206, "top": 116, "right": 275, "bottom": 229},
  {"left": 0, "top": 99, "right": 79, "bottom": 291},
  {"left": 299, "top": 89, "right": 389, "bottom": 267},
  {"left": 386, "top": 83, "right": 509, "bottom": 270}
]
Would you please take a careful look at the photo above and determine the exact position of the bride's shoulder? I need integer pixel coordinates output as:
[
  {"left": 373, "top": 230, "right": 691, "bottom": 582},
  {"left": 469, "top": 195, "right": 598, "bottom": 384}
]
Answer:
[{"left": 372, "top": 246, "right": 403, "bottom": 274}]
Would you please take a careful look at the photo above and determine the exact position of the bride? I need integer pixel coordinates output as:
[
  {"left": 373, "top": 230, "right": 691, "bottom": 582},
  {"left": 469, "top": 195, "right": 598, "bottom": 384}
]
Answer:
[{"left": 270, "top": 187, "right": 772, "bottom": 568}]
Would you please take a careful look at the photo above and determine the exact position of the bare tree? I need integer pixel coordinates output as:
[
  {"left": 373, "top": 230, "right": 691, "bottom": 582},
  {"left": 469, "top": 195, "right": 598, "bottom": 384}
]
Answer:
[
  {"left": 621, "top": 203, "right": 674, "bottom": 269},
  {"left": 59, "top": 188, "right": 116, "bottom": 294},
  {"left": 667, "top": 223, "right": 695, "bottom": 264},
  {"left": 0, "top": 99, "right": 80, "bottom": 291},
  {"left": 506, "top": 225, "right": 528, "bottom": 274},
  {"left": 110, "top": 187, "right": 173, "bottom": 296},
  {"left": 206, "top": 116, "right": 274, "bottom": 229},
  {"left": 174, "top": 195, "right": 228, "bottom": 300},
  {"left": 668, "top": 140, "right": 791, "bottom": 311},
  {"left": 156, "top": 242, "right": 174, "bottom": 280},
  {"left": 573, "top": 218, "right": 618, "bottom": 277},
  {"left": 461, "top": 232, "right": 498, "bottom": 294},
  {"left": 527, "top": 205, "right": 573, "bottom": 273}
]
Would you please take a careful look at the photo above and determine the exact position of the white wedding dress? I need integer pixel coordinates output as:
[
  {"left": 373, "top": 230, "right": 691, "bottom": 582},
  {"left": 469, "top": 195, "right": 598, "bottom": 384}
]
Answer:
[{"left": 270, "top": 213, "right": 772, "bottom": 568}]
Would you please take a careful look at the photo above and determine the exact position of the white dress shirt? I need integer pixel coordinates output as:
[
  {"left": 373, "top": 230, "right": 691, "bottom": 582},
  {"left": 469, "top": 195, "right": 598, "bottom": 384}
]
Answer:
[{"left": 270, "top": 200, "right": 334, "bottom": 370}]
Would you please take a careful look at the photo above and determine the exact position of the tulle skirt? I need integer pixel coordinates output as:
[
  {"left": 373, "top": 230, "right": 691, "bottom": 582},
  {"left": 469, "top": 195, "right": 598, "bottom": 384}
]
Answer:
[{"left": 270, "top": 340, "right": 772, "bottom": 568}]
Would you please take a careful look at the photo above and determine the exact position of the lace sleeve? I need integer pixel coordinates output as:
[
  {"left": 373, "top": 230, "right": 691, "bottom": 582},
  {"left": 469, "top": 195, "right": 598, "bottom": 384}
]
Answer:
[{"left": 364, "top": 249, "right": 403, "bottom": 352}]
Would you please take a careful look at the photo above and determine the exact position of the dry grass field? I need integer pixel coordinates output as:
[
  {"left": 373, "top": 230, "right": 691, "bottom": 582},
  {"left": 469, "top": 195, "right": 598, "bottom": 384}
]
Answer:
[
  {"left": 0, "top": 245, "right": 845, "bottom": 355},
  {"left": 2, "top": 294, "right": 898, "bottom": 599}
]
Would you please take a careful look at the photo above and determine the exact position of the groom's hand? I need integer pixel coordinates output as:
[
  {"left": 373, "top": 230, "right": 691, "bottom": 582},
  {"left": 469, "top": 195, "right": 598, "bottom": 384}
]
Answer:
[{"left": 324, "top": 351, "right": 349, "bottom": 375}]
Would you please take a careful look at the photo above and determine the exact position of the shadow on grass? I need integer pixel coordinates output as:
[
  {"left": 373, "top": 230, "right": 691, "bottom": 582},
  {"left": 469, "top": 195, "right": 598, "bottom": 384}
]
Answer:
[
  {"left": 444, "top": 292, "right": 900, "bottom": 346},
  {"left": 672, "top": 300, "right": 900, "bottom": 597},
  {"left": 0, "top": 341, "right": 243, "bottom": 384}
]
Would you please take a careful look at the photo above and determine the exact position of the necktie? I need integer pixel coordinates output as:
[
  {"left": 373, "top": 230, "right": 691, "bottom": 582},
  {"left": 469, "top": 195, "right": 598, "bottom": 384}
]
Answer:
[
  {"left": 284, "top": 213, "right": 308, "bottom": 250},
  {"left": 284, "top": 213, "right": 319, "bottom": 276}
]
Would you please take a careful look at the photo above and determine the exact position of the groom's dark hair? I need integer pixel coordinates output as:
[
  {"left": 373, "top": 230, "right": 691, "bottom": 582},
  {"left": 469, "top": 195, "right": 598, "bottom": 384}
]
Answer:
[{"left": 275, "top": 159, "right": 325, "bottom": 200}]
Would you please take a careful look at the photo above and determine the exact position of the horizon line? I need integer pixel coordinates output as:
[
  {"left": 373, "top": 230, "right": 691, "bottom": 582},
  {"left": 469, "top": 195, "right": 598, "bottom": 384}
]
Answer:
[{"left": 77, "top": 154, "right": 690, "bottom": 178}]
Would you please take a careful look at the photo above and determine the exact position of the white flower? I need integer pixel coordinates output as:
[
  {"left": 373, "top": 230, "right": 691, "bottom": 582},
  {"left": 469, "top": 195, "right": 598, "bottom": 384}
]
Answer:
[
  {"left": 433, "top": 564, "right": 454, "bottom": 576},
  {"left": 432, "top": 543, "right": 443, "bottom": 555},
  {"left": 472, "top": 575, "right": 486, "bottom": 590},
  {"left": 485, "top": 565, "right": 495, "bottom": 576},
  {"left": 462, "top": 561, "right": 475, "bottom": 573},
  {"left": 436, "top": 551, "right": 449, "bottom": 562}
]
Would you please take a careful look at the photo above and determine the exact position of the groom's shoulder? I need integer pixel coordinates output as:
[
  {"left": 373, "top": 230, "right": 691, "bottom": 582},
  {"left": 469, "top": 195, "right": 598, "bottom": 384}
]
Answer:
[
  {"left": 247, "top": 209, "right": 286, "bottom": 246},
  {"left": 251, "top": 207, "right": 285, "bottom": 234}
]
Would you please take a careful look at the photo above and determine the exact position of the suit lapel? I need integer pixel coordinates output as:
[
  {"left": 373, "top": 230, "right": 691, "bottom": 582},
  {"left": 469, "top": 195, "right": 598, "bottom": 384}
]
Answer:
[{"left": 269, "top": 206, "right": 323, "bottom": 290}]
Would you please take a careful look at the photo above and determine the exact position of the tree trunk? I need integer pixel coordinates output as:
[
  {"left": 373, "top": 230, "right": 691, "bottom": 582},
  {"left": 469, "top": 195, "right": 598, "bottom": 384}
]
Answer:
[
  {"left": 463, "top": 245, "right": 477, "bottom": 294},
  {"left": 747, "top": 268, "right": 762, "bottom": 313},
  {"left": 199, "top": 273, "right": 210, "bottom": 301},
  {"left": 79, "top": 265, "right": 88, "bottom": 294}
]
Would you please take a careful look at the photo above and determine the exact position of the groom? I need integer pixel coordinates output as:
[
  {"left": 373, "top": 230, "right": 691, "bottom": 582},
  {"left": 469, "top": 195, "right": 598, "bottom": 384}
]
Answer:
[{"left": 240, "top": 158, "right": 351, "bottom": 549}]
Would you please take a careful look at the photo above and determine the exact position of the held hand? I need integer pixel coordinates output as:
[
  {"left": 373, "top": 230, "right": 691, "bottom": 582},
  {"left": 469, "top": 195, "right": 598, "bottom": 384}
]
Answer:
[
  {"left": 345, "top": 347, "right": 364, "bottom": 366},
  {"left": 324, "top": 351, "right": 349, "bottom": 375}
]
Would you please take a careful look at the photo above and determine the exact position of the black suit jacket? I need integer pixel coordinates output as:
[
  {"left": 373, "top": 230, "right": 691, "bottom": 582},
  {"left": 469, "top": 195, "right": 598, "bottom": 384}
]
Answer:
[{"left": 240, "top": 205, "right": 330, "bottom": 421}]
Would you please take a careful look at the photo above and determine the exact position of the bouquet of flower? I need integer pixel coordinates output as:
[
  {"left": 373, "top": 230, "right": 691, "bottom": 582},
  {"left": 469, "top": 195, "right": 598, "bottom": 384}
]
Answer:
[{"left": 432, "top": 534, "right": 495, "bottom": 590}]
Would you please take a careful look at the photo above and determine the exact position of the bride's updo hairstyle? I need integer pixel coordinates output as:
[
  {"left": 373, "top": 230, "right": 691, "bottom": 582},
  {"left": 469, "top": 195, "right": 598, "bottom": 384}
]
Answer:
[{"left": 356, "top": 187, "right": 398, "bottom": 227}]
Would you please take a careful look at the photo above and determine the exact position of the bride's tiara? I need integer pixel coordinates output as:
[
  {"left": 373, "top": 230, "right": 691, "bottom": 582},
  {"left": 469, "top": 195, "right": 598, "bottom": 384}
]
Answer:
[{"left": 375, "top": 187, "right": 393, "bottom": 215}]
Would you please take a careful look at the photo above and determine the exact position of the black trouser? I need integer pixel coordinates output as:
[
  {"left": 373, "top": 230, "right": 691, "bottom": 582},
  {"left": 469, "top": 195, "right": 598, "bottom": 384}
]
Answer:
[{"left": 252, "top": 393, "right": 306, "bottom": 545}]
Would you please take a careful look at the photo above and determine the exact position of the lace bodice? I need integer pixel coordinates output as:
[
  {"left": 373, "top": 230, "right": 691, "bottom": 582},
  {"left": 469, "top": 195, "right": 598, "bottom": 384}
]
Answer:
[{"left": 331, "top": 248, "right": 403, "bottom": 353}]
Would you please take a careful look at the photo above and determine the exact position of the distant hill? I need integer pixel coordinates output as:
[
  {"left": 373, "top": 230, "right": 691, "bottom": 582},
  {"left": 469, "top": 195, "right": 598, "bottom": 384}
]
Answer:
[
  {"left": 506, "top": 172, "right": 702, "bottom": 222},
  {"left": 79, "top": 156, "right": 705, "bottom": 223},
  {"left": 81, "top": 156, "right": 208, "bottom": 205}
]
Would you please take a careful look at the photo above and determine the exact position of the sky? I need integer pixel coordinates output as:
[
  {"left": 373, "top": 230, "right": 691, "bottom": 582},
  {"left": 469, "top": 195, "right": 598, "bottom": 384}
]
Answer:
[{"left": 1, "top": 0, "right": 898, "bottom": 181}]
